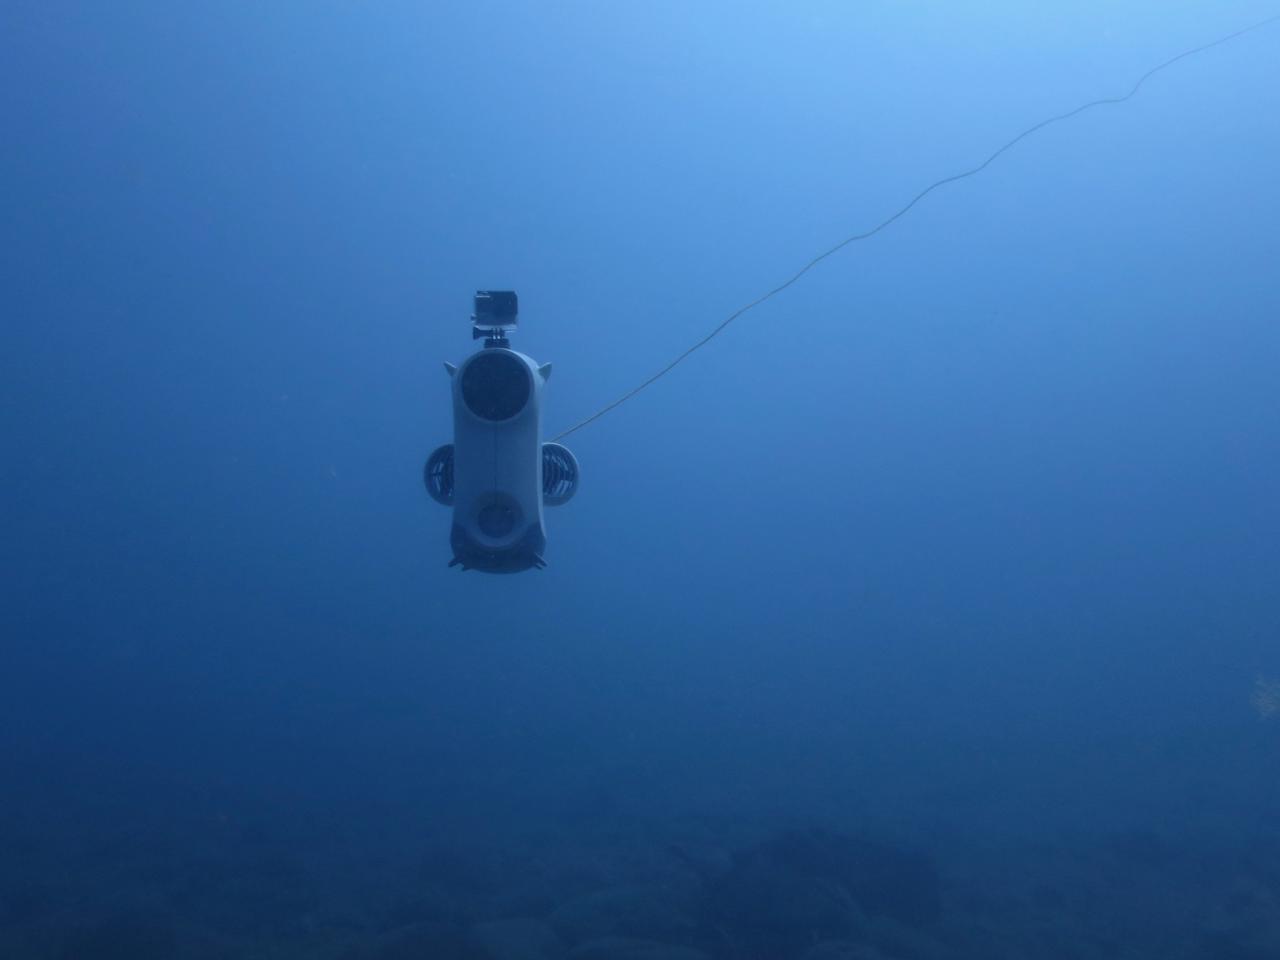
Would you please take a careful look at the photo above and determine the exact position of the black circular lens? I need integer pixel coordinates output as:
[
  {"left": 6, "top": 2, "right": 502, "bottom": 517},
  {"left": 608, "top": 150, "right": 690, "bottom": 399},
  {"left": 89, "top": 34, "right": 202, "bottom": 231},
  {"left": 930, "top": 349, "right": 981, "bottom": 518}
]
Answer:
[
  {"left": 461, "top": 351, "right": 530, "bottom": 421},
  {"left": 477, "top": 502, "right": 517, "bottom": 538}
]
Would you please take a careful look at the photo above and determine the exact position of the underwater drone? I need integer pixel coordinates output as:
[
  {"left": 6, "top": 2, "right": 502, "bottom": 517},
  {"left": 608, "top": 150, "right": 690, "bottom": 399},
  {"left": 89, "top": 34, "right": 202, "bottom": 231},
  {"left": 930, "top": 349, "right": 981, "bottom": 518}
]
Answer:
[{"left": 423, "top": 291, "right": 579, "bottom": 572}]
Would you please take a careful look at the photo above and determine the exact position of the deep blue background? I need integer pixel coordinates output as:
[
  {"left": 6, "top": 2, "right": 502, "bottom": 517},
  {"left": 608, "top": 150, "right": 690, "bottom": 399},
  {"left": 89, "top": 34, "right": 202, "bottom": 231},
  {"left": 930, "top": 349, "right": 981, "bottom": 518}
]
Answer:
[{"left": 2, "top": 1, "right": 1278, "bottom": 952}]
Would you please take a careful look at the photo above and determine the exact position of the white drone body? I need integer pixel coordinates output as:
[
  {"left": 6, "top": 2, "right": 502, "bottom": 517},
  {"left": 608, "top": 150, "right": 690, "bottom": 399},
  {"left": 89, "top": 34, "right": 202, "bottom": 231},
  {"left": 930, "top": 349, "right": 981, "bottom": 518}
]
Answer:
[{"left": 424, "top": 292, "right": 578, "bottom": 572}]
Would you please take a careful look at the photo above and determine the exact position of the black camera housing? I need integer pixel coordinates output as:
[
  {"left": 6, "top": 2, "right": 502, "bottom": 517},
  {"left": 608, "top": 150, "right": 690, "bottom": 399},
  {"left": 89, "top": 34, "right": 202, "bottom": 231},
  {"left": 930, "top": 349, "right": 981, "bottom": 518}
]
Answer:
[{"left": 473, "top": 290, "right": 518, "bottom": 330}]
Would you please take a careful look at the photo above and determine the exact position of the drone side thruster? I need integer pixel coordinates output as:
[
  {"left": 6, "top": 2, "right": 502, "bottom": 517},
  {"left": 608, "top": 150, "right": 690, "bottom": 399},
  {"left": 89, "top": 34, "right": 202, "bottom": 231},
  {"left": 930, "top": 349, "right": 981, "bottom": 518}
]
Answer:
[{"left": 424, "top": 291, "right": 579, "bottom": 572}]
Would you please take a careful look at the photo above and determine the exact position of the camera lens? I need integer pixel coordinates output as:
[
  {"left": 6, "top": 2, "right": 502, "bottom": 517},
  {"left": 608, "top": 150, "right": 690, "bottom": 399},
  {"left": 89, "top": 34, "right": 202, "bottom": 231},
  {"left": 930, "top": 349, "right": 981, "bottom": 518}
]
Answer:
[
  {"left": 461, "top": 351, "right": 530, "bottom": 421},
  {"left": 477, "top": 502, "right": 517, "bottom": 538}
]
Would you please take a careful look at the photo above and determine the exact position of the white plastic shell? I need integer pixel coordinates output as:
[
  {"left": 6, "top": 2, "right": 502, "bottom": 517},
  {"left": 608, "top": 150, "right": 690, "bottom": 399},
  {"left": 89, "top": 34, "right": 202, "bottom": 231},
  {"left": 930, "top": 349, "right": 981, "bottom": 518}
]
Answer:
[{"left": 447, "top": 347, "right": 549, "bottom": 571}]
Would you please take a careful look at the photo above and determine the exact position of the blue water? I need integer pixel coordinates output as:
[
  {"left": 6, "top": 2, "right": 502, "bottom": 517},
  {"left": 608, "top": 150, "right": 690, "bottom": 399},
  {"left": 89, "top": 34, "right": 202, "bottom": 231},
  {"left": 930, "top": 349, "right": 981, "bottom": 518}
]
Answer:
[{"left": 3, "top": 3, "right": 1279, "bottom": 958}]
